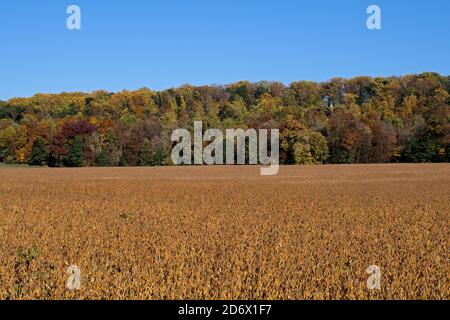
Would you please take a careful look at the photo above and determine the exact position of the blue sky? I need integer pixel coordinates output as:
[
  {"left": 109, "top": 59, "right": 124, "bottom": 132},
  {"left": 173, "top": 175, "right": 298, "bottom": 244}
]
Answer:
[{"left": 1, "top": 0, "right": 449, "bottom": 100}]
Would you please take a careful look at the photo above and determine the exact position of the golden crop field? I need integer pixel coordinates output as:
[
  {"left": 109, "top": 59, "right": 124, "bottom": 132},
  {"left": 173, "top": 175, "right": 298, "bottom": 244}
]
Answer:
[{"left": 0, "top": 164, "right": 448, "bottom": 300}]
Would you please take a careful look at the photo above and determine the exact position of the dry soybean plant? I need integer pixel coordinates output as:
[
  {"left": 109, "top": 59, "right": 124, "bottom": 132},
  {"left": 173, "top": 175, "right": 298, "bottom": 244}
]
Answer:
[{"left": 0, "top": 164, "right": 448, "bottom": 300}]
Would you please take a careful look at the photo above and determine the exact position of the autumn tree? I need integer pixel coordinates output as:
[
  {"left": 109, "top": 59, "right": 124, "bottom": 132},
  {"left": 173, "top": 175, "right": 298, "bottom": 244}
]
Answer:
[{"left": 0, "top": 73, "right": 448, "bottom": 166}]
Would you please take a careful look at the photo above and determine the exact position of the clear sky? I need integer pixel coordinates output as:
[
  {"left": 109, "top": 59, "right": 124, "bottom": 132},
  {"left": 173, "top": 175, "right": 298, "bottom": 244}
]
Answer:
[{"left": 1, "top": 0, "right": 449, "bottom": 100}]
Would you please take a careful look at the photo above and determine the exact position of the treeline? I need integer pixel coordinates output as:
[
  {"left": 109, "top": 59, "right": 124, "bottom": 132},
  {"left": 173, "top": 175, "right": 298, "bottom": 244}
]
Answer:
[{"left": 0, "top": 72, "right": 449, "bottom": 167}]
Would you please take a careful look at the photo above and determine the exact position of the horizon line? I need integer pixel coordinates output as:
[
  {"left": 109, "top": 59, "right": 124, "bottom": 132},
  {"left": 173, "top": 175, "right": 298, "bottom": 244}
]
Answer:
[{"left": 1, "top": 71, "right": 449, "bottom": 102}]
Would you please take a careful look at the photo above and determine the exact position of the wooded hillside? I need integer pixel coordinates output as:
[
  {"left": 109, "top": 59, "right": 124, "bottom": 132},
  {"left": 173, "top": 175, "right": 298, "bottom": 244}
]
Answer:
[{"left": 0, "top": 72, "right": 449, "bottom": 167}]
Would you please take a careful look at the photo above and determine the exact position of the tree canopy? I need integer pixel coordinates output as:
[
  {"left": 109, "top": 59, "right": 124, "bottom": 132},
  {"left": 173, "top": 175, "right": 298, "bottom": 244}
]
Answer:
[{"left": 0, "top": 73, "right": 449, "bottom": 167}]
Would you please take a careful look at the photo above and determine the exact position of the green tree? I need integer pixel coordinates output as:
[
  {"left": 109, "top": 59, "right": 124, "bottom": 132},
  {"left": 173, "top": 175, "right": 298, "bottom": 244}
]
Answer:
[
  {"left": 65, "top": 136, "right": 84, "bottom": 167},
  {"left": 293, "top": 142, "right": 315, "bottom": 164},
  {"left": 139, "top": 138, "right": 152, "bottom": 166},
  {"left": 28, "top": 137, "right": 48, "bottom": 166},
  {"left": 95, "top": 151, "right": 109, "bottom": 167},
  {"left": 308, "top": 131, "right": 329, "bottom": 163},
  {"left": 281, "top": 120, "right": 330, "bottom": 164},
  {"left": 0, "top": 125, "right": 17, "bottom": 162}
]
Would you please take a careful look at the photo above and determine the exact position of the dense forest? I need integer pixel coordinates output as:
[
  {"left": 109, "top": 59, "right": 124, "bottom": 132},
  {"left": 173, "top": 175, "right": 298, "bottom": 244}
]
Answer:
[{"left": 0, "top": 72, "right": 449, "bottom": 167}]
